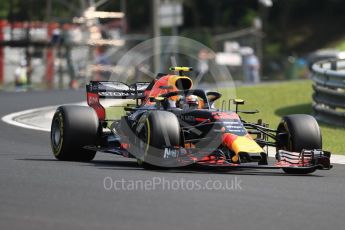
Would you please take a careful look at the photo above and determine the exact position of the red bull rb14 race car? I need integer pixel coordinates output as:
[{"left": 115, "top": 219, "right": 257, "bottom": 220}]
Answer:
[{"left": 50, "top": 67, "right": 332, "bottom": 174}]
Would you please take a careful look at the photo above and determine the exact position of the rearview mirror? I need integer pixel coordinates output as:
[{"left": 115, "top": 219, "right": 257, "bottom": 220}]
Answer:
[{"left": 233, "top": 99, "right": 245, "bottom": 105}]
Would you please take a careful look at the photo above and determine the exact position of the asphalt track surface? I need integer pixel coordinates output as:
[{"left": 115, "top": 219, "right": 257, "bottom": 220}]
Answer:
[{"left": 1, "top": 90, "right": 345, "bottom": 230}]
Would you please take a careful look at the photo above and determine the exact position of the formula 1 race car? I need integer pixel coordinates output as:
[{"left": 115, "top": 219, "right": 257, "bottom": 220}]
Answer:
[{"left": 50, "top": 67, "right": 332, "bottom": 174}]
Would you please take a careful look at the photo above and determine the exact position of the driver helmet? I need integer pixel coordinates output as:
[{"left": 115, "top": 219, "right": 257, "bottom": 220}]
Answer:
[{"left": 185, "top": 95, "right": 199, "bottom": 109}]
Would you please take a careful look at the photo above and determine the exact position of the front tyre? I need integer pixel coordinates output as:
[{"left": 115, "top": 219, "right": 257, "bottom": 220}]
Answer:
[
  {"left": 134, "top": 111, "right": 181, "bottom": 169},
  {"left": 277, "top": 114, "right": 322, "bottom": 174},
  {"left": 51, "top": 106, "right": 99, "bottom": 161}
]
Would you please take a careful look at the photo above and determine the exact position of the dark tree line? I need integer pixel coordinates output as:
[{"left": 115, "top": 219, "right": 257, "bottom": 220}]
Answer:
[{"left": 1, "top": 0, "right": 345, "bottom": 55}]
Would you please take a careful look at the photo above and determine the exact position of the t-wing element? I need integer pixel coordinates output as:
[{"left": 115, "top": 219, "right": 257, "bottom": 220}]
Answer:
[{"left": 169, "top": 66, "right": 193, "bottom": 76}]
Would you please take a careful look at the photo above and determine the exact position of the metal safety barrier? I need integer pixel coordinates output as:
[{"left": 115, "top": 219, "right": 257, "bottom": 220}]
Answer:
[{"left": 311, "top": 59, "right": 345, "bottom": 127}]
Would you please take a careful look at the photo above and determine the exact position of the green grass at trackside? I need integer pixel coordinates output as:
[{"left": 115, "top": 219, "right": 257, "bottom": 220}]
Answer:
[
  {"left": 105, "top": 80, "right": 345, "bottom": 154},
  {"left": 220, "top": 80, "right": 345, "bottom": 155}
]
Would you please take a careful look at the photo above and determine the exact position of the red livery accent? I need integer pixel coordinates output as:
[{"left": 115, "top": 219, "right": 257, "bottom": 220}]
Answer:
[
  {"left": 145, "top": 75, "right": 175, "bottom": 104},
  {"left": 222, "top": 133, "right": 238, "bottom": 148},
  {"left": 87, "top": 92, "right": 105, "bottom": 120},
  {"left": 120, "top": 143, "right": 129, "bottom": 149},
  {"left": 212, "top": 112, "right": 239, "bottom": 120},
  {"left": 195, "top": 117, "right": 209, "bottom": 122}
]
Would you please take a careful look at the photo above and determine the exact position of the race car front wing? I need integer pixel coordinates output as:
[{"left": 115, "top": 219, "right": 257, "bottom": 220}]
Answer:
[{"left": 196, "top": 149, "right": 332, "bottom": 171}]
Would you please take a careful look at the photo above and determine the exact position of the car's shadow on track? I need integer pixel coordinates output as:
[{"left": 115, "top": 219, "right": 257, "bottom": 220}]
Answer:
[
  {"left": 17, "top": 157, "right": 143, "bottom": 171},
  {"left": 93, "top": 162, "right": 324, "bottom": 177},
  {"left": 158, "top": 167, "right": 323, "bottom": 177},
  {"left": 90, "top": 159, "right": 323, "bottom": 177},
  {"left": 86, "top": 159, "right": 144, "bottom": 171},
  {"left": 17, "top": 158, "right": 323, "bottom": 177}
]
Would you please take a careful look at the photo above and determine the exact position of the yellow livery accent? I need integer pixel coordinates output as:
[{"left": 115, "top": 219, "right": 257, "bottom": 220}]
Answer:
[
  {"left": 231, "top": 136, "right": 264, "bottom": 155},
  {"left": 144, "top": 118, "right": 151, "bottom": 155},
  {"left": 155, "top": 96, "right": 165, "bottom": 101},
  {"left": 169, "top": 66, "right": 193, "bottom": 72},
  {"left": 231, "top": 155, "right": 239, "bottom": 162},
  {"left": 167, "top": 75, "right": 193, "bottom": 90}
]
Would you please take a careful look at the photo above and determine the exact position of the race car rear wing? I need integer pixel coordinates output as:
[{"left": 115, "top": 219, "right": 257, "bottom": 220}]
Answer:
[
  {"left": 86, "top": 81, "right": 151, "bottom": 120},
  {"left": 86, "top": 81, "right": 151, "bottom": 99}
]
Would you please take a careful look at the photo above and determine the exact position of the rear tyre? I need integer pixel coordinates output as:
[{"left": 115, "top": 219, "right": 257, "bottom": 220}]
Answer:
[
  {"left": 50, "top": 106, "right": 99, "bottom": 161},
  {"left": 135, "top": 111, "right": 180, "bottom": 169},
  {"left": 277, "top": 114, "right": 322, "bottom": 174}
]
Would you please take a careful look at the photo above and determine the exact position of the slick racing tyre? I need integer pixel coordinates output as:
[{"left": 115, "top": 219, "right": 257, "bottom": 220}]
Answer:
[
  {"left": 50, "top": 105, "right": 99, "bottom": 161},
  {"left": 277, "top": 114, "right": 322, "bottom": 174},
  {"left": 135, "top": 111, "right": 180, "bottom": 169}
]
